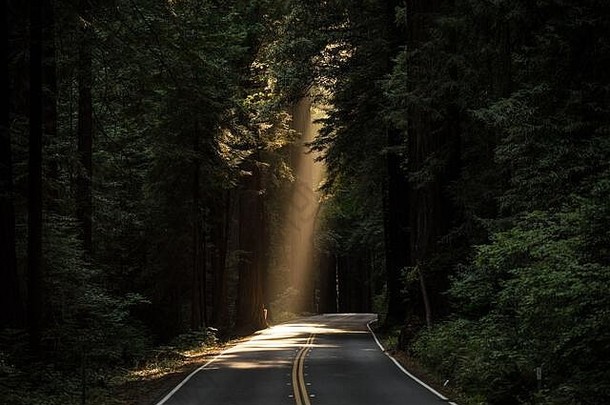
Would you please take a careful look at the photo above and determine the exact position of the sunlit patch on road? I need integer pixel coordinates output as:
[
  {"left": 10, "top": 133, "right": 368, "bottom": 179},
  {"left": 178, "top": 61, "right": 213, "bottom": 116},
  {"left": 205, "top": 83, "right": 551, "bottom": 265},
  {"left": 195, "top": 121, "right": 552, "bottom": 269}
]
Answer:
[{"left": 189, "top": 315, "right": 377, "bottom": 375}]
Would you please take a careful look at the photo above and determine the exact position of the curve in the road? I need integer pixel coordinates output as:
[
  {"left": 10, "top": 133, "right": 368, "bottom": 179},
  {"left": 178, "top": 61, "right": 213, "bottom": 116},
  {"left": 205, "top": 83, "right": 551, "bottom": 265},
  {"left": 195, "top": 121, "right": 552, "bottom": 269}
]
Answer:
[
  {"left": 366, "top": 320, "right": 459, "bottom": 405},
  {"left": 292, "top": 333, "right": 315, "bottom": 405},
  {"left": 154, "top": 313, "right": 459, "bottom": 405}
]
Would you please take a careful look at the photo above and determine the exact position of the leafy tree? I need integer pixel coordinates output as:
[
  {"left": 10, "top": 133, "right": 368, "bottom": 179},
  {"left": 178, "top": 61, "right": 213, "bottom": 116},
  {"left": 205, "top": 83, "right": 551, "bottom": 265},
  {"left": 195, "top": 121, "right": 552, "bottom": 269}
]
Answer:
[
  {"left": 409, "top": 0, "right": 610, "bottom": 403},
  {"left": 27, "top": 0, "right": 45, "bottom": 354},
  {"left": 0, "top": 0, "right": 24, "bottom": 330}
]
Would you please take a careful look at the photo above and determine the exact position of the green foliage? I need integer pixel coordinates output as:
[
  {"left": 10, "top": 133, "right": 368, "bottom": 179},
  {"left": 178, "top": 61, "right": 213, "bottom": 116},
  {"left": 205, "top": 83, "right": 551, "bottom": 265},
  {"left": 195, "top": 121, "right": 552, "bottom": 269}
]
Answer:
[
  {"left": 417, "top": 208, "right": 610, "bottom": 404},
  {"left": 389, "top": 0, "right": 610, "bottom": 403},
  {"left": 317, "top": 175, "right": 384, "bottom": 254},
  {"left": 414, "top": 318, "right": 531, "bottom": 404},
  {"left": 44, "top": 215, "right": 151, "bottom": 366},
  {"left": 6, "top": 0, "right": 305, "bottom": 402},
  {"left": 88, "top": 0, "right": 295, "bottom": 338},
  {"left": 169, "top": 328, "right": 219, "bottom": 352},
  {"left": 5, "top": 0, "right": 610, "bottom": 403}
]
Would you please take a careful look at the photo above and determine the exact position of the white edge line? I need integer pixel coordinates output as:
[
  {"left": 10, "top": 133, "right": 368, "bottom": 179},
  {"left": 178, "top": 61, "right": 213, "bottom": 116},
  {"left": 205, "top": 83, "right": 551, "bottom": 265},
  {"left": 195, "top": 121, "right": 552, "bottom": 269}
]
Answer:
[
  {"left": 367, "top": 318, "right": 458, "bottom": 404},
  {"left": 155, "top": 331, "right": 263, "bottom": 405},
  {"left": 155, "top": 349, "right": 227, "bottom": 405}
]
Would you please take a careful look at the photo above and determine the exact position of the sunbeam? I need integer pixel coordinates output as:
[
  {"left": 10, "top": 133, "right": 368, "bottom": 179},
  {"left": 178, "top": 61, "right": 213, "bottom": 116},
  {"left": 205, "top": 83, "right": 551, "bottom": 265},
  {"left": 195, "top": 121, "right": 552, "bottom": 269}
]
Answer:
[{"left": 271, "top": 96, "right": 325, "bottom": 315}]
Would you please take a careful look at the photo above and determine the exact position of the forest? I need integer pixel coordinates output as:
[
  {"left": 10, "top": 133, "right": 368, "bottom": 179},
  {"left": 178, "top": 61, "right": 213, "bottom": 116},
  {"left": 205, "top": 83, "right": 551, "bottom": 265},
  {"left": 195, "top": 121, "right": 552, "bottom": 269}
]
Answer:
[{"left": 2, "top": 0, "right": 609, "bottom": 404}]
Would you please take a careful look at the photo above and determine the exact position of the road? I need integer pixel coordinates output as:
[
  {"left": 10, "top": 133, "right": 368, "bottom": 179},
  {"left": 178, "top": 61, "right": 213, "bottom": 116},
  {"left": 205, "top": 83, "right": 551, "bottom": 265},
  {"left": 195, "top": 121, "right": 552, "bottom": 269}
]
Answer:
[{"left": 156, "top": 313, "right": 453, "bottom": 405}]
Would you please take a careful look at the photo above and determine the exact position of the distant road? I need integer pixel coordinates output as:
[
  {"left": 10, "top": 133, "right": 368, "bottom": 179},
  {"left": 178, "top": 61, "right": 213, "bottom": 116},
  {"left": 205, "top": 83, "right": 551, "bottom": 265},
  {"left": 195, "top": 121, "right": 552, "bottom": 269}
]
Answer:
[{"left": 156, "top": 313, "right": 453, "bottom": 405}]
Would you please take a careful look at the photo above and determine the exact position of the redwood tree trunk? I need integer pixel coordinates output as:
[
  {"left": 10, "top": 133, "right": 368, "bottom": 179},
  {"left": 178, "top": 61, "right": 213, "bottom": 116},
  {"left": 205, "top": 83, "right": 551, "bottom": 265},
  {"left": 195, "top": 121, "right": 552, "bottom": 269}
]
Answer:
[
  {"left": 382, "top": 0, "right": 409, "bottom": 326},
  {"left": 28, "top": 0, "right": 44, "bottom": 352},
  {"left": 0, "top": 0, "right": 24, "bottom": 329},
  {"left": 406, "top": 0, "right": 459, "bottom": 326},
  {"left": 42, "top": 0, "right": 58, "bottom": 204},
  {"left": 76, "top": 0, "right": 93, "bottom": 257},
  {"left": 406, "top": 0, "right": 442, "bottom": 326},
  {"left": 236, "top": 159, "right": 266, "bottom": 334},
  {"left": 211, "top": 191, "right": 230, "bottom": 329},
  {"left": 190, "top": 127, "right": 207, "bottom": 330},
  {"left": 383, "top": 129, "right": 409, "bottom": 324}
]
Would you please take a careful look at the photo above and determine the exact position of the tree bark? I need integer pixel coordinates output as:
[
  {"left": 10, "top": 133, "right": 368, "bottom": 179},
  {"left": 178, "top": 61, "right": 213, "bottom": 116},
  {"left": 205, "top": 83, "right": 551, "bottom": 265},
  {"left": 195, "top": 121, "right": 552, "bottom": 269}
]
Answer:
[
  {"left": 418, "top": 268, "right": 432, "bottom": 327},
  {"left": 383, "top": 130, "right": 409, "bottom": 324},
  {"left": 28, "top": 0, "right": 44, "bottom": 353},
  {"left": 0, "top": 0, "right": 24, "bottom": 329},
  {"left": 382, "top": 0, "right": 409, "bottom": 326},
  {"left": 406, "top": 0, "right": 446, "bottom": 326},
  {"left": 211, "top": 191, "right": 230, "bottom": 329},
  {"left": 42, "top": 0, "right": 58, "bottom": 205},
  {"left": 236, "top": 159, "right": 267, "bottom": 334},
  {"left": 190, "top": 127, "right": 207, "bottom": 330},
  {"left": 76, "top": 0, "right": 93, "bottom": 257}
]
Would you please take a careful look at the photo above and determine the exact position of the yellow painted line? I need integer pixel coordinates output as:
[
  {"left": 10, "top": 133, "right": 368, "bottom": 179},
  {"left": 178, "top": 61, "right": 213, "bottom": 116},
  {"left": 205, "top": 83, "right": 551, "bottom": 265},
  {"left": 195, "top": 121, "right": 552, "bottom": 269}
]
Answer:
[
  {"left": 292, "top": 334, "right": 315, "bottom": 405},
  {"left": 292, "top": 347, "right": 304, "bottom": 405}
]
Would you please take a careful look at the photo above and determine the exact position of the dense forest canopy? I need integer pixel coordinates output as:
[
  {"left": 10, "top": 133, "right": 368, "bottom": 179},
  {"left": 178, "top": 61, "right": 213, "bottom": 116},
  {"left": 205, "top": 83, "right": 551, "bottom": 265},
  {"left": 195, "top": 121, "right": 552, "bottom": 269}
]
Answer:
[{"left": 1, "top": 0, "right": 609, "bottom": 404}]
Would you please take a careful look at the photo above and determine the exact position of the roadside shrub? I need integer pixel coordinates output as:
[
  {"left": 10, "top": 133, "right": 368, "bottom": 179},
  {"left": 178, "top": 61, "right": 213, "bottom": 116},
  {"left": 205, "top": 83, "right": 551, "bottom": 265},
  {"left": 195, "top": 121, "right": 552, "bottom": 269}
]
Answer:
[{"left": 413, "top": 208, "right": 610, "bottom": 404}]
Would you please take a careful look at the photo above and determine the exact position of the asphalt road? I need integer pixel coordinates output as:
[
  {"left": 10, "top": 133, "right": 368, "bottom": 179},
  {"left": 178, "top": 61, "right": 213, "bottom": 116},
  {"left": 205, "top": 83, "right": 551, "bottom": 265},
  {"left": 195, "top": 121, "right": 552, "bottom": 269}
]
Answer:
[{"left": 156, "top": 313, "right": 452, "bottom": 405}]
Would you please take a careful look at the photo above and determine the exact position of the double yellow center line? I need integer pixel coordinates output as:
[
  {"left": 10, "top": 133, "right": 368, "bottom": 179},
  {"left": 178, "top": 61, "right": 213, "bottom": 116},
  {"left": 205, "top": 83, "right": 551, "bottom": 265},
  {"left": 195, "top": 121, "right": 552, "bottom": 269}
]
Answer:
[{"left": 292, "top": 333, "right": 315, "bottom": 405}]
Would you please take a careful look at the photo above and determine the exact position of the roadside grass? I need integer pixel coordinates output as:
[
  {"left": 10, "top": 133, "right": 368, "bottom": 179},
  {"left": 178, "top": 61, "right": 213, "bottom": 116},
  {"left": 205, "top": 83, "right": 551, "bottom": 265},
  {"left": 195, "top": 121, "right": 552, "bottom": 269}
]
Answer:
[
  {"left": 100, "top": 337, "right": 243, "bottom": 405},
  {"left": 0, "top": 330, "right": 245, "bottom": 405},
  {"left": 2, "top": 315, "right": 322, "bottom": 405},
  {"left": 372, "top": 324, "right": 476, "bottom": 405},
  {"left": 2, "top": 316, "right": 472, "bottom": 405}
]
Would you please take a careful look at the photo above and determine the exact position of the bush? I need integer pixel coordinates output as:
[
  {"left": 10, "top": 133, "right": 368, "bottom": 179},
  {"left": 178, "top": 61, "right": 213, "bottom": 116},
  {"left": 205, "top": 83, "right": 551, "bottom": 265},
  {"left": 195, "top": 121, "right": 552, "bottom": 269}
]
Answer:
[{"left": 413, "top": 208, "right": 610, "bottom": 404}]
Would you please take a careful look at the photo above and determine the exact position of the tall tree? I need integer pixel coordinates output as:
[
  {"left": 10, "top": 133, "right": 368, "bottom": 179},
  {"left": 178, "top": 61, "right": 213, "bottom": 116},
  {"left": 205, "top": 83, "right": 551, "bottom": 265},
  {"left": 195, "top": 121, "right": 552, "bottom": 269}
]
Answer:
[
  {"left": 76, "top": 0, "right": 93, "bottom": 256},
  {"left": 0, "top": 0, "right": 24, "bottom": 329},
  {"left": 405, "top": 1, "right": 610, "bottom": 403},
  {"left": 27, "top": 0, "right": 45, "bottom": 352},
  {"left": 403, "top": 0, "right": 461, "bottom": 326},
  {"left": 190, "top": 123, "right": 207, "bottom": 330},
  {"left": 42, "top": 0, "right": 58, "bottom": 204},
  {"left": 382, "top": 0, "right": 409, "bottom": 326},
  {"left": 236, "top": 157, "right": 267, "bottom": 333},
  {"left": 210, "top": 190, "right": 230, "bottom": 329}
]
